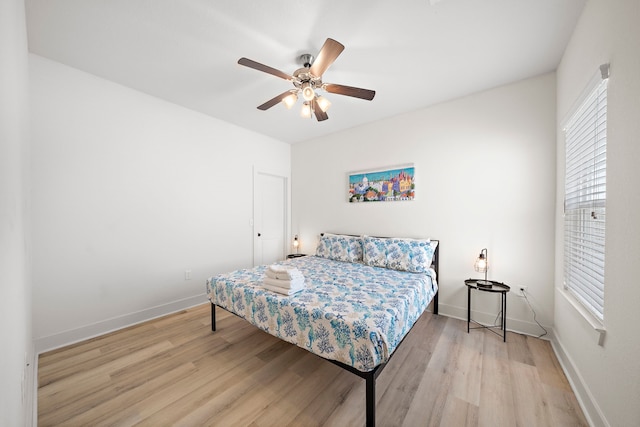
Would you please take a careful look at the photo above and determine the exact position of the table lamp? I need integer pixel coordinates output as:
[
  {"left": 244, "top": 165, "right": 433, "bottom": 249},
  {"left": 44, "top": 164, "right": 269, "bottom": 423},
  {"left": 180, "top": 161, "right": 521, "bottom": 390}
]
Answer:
[
  {"left": 474, "top": 248, "right": 491, "bottom": 288},
  {"left": 293, "top": 235, "right": 299, "bottom": 254}
]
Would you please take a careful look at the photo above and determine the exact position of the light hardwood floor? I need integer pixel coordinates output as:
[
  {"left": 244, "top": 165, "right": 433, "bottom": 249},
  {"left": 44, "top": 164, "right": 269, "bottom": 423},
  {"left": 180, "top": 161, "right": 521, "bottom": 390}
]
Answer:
[{"left": 38, "top": 303, "right": 588, "bottom": 426}]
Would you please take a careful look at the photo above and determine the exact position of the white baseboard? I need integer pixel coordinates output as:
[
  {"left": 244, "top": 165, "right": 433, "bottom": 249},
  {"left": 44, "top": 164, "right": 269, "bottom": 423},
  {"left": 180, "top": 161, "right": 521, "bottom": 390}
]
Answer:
[
  {"left": 34, "top": 293, "right": 206, "bottom": 354},
  {"left": 550, "top": 331, "right": 608, "bottom": 427},
  {"left": 438, "top": 303, "right": 550, "bottom": 338}
]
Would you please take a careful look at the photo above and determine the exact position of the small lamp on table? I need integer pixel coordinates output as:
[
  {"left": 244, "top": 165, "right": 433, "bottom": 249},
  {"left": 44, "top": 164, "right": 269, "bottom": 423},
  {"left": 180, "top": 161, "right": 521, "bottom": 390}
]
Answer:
[
  {"left": 293, "top": 235, "right": 299, "bottom": 254},
  {"left": 474, "top": 248, "right": 491, "bottom": 288}
]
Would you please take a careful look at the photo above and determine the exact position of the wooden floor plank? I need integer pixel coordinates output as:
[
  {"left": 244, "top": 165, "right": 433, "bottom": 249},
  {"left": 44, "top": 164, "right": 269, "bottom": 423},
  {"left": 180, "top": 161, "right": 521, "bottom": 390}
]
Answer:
[
  {"left": 401, "top": 319, "right": 458, "bottom": 426},
  {"left": 133, "top": 334, "right": 292, "bottom": 426},
  {"left": 449, "top": 322, "right": 484, "bottom": 406},
  {"left": 60, "top": 362, "right": 198, "bottom": 426},
  {"left": 376, "top": 314, "right": 442, "bottom": 426},
  {"left": 38, "top": 303, "right": 588, "bottom": 427},
  {"left": 318, "top": 374, "right": 366, "bottom": 427},
  {"left": 440, "top": 395, "right": 479, "bottom": 427},
  {"left": 248, "top": 357, "right": 341, "bottom": 426},
  {"left": 528, "top": 336, "right": 573, "bottom": 391},
  {"left": 478, "top": 332, "right": 517, "bottom": 426},
  {"left": 39, "top": 340, "right": 174, "bottom": 417},
  {"left": 510, "top": 360, "right": 553, "bottom": 427},
  {"left": 506, "top": 331, "right": 536, "bottom": 366},
  {"left": 543, "top": 383, "right": 590, "bottom": 427}
]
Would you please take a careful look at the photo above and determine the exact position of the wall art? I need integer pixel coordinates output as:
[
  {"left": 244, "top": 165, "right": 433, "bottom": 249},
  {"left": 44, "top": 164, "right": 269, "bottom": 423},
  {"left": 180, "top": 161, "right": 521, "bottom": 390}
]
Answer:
[{"left": 348, "top": 164, "right": 415, "bottom": 203}]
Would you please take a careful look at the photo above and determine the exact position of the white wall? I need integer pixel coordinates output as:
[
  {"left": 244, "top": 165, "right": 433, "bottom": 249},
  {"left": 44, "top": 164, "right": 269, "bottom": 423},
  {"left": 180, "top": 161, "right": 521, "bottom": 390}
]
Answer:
[
  {"left": 554, "top": 1, "right": 640, "bottom": 426},
  {"left": 292, "top": 73, "right": 557, "bottom": 336},
  {"left": 0, "top": 0, "right": 33, "bottom": 425},
  {"left": 30, "top": 55, "right": 290, "bottom": 351}
]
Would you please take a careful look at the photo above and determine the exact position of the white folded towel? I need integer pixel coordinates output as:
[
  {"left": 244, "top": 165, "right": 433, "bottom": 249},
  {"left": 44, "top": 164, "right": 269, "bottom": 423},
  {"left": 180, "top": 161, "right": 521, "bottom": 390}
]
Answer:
[
  {"left": 263, "top": 277, "right": 305, "bottom": 290},
  {"left": 267, "top": 264, "right": 304, "bottom": 281},
  {"left": 262, "top": 284, "right": 304, "bottom": 296},
  {"left": 265, "top": 269, "right": 305, "bottom": 281},
  {"left": 269, "top": 264, "right": 296, "bottom": 273}
]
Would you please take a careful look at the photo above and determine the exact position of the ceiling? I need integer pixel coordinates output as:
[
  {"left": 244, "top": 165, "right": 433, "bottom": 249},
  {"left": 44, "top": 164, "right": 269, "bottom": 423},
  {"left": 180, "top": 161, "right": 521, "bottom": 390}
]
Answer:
[{"left": 25, "top": 0, "right": 586, "bottom": 144}]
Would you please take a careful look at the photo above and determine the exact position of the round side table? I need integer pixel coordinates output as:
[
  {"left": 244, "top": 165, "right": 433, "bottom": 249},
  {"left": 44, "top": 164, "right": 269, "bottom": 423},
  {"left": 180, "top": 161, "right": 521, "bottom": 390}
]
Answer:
[{"left": 465, "top": 278, "right": 510, "bottom": 342}]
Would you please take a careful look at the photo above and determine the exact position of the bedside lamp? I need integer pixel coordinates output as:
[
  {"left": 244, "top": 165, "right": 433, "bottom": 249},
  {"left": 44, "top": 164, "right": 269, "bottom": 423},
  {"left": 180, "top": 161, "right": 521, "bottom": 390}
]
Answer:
[
  {"left": 293, "top": 235, "right": 299, "bottom": 254},
  {"left": 474, "top": 248, "right": 490, "bottom": 287}
]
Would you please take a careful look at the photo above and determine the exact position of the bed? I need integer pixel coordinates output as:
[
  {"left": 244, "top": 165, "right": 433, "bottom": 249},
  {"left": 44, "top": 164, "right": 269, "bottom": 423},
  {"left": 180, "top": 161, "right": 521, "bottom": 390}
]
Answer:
[{"left": 206, "top": 234, "right": 439, "bottom": 427}]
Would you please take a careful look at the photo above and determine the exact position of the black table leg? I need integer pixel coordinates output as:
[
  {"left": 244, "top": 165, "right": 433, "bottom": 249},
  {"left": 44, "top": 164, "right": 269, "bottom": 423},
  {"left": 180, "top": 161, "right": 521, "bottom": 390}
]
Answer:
[
  {"left": 467, "top": 286, "right": 471, "bottom": 333},
  {"left": 502, "top": 293, "right": 507, "bottom": 342}
]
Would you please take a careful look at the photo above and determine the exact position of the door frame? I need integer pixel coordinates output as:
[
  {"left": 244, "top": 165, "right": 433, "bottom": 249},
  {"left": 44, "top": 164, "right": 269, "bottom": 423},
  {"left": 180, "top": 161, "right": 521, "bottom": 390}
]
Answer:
[{"left": 253, "top": 166, "right": 290, "bottom": 266}]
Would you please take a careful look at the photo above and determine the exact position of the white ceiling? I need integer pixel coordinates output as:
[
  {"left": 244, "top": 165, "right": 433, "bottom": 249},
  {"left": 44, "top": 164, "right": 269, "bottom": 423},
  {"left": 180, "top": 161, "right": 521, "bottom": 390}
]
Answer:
[{"left": 25, "top": 0, "right": 586, "bottom": 144}]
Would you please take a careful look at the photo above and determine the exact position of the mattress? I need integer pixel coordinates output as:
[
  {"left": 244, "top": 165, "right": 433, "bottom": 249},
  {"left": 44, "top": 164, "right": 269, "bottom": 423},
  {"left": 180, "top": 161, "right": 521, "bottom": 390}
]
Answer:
[{"left": 206, "top": 255, "right": 438, "bottom": 372}]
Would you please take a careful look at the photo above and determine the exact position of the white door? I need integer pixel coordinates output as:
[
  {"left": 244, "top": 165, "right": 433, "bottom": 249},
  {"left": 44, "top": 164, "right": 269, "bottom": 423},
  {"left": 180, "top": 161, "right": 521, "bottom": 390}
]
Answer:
[{"left": 254, "top": 171, "right": 287, "bottom": 266}]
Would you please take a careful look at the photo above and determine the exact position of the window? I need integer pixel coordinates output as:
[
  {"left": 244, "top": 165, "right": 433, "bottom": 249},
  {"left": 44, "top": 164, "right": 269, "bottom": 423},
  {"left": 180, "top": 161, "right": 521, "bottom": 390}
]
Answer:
[{"left": 563, "top": 64, "right": 609, "bottom": 322}]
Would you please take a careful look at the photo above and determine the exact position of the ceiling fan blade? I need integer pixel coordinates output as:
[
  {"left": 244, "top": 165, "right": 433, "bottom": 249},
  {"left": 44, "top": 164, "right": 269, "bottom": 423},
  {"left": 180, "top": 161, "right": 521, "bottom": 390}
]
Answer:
[
  {"left": 238, "top": 57, "right": 294, "bottom": 81},
  {"left": 312, "top": 99, "right": 329, "bottom": 121},
  {"left": 324, "top": 83, "right": 376, "bottom": 101},
  {"left": 310, "top": 38, "right": 344, "bottom": 77},
  {"left": 257, "top": 91, "right": 294, "bottom": 111}
]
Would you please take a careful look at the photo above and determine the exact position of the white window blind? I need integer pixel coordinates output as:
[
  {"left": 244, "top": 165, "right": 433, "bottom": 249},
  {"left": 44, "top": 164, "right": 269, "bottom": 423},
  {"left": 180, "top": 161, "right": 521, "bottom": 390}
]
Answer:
[{"left": 563, "top": 65, "right": 608, "bottom": 322}]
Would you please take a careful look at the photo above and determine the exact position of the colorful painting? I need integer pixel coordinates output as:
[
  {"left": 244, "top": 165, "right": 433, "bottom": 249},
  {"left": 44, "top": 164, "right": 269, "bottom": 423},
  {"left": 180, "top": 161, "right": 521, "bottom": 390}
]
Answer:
[{"left": 348, "top": 164, "right": 415, "bottom": 203}]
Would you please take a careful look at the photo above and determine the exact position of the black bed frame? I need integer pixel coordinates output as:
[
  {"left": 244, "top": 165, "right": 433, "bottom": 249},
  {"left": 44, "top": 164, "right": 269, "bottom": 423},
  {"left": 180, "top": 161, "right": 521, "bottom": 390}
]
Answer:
[{"left": 210, "top": 240, "right": 439, "bottom": 427}]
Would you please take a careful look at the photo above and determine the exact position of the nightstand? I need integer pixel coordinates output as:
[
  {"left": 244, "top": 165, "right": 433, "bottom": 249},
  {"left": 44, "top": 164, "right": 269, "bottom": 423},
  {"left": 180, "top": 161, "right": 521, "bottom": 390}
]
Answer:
[
  {"left": 465, "top": 278, "right": 510, "bottom": 342},
  {"left": 286, "top": 253, "right": 306, "bottom": 259}
]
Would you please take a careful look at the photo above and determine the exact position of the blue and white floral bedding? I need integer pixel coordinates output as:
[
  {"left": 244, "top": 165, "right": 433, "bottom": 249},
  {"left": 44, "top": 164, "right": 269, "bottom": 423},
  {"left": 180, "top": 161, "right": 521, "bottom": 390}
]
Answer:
[{"left": 206, "top": 255, "right": 438, "bottom": 372}]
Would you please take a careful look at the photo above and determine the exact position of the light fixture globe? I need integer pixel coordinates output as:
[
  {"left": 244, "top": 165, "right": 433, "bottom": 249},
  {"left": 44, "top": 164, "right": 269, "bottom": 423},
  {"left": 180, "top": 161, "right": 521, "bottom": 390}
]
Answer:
[
  {"left": 301, "top": 83, "right": 315, "bottom": 101},
  {"left": 474, "top": 248, "right": 491, "bottom": 287},
  {"left": 301, "top": 102, "right": 312, "bottom": 118},
  {"left": 474, "top": 252, "right": 487, "bottom": 273},
  {"left": 282, "top": 92, "right": 298, "bottom": 109},
  {"left": 293, "top": 235, "right": 299, "bottom": 254},
  {"left": 316, "top": 96, "right": 331, "bottom": 112}
]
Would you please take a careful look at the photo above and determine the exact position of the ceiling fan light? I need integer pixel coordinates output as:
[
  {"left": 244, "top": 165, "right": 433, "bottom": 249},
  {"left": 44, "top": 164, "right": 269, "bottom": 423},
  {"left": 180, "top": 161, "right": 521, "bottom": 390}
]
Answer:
[
  {"left": 301, "top": 102, "right": 312, "bottom": 118},
  {"left": 316, "top": 96, "right": 331, "bottom": 112},
  {"left": 282, "top": 92, "right": 298, "bottom": 109},
  {"left": 301, "top": 83, "right": 315, "bottom": 101}
]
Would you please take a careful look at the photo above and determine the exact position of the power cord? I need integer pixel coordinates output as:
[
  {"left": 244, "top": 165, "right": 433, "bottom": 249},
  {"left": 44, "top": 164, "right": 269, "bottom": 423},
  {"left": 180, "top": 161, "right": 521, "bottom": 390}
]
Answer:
[
  {"left": 521, "top": 289, "right": 548, "bottom": 338},
  {"left": 493, "top": 310, "right": 502, "bottom": 327}
]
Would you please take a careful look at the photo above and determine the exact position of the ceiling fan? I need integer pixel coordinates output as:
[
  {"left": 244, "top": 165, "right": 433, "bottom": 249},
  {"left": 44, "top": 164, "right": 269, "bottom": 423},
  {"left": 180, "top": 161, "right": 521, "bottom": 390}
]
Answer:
[{"left": 237, "top": 38, "right": 376, "bottom": 122}]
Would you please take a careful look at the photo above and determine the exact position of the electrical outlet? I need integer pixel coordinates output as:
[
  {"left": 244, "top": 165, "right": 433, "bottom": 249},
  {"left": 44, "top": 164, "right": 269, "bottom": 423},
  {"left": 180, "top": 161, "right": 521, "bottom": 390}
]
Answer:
[{"left": 185, "top": 269, "right": 192, "bottom": 280}]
